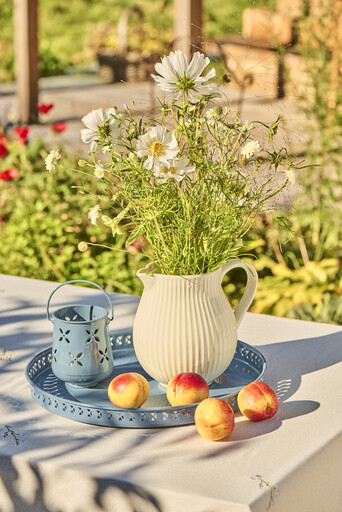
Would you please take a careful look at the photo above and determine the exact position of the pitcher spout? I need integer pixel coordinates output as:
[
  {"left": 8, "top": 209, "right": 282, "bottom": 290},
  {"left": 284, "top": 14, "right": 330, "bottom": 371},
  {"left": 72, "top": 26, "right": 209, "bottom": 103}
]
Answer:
[{"left": 136, "top": 262, "right": 156, "bottom": 291}]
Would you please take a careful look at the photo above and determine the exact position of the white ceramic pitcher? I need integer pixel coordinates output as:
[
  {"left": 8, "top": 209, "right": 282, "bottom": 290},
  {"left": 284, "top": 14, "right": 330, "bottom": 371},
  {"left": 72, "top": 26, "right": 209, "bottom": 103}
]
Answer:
[{"left": 133, "top": 259, "right": 258, "bottom": 386}]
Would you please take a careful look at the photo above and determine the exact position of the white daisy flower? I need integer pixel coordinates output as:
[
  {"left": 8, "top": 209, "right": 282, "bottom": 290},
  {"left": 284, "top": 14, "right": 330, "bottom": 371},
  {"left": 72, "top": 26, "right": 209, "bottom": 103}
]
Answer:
[
  {"left": 88, "top": 204, "right": 101, "bottom": 225},
  {"left": 45, "top": 149, "right": 61, "bottom": 172},
  {"left": 152, "top": 50, "right": 219, "bottom": 103},
  {"left": 94, "top": 165, "right": 105, "bottom": 179},
  {"left": 153, "top": 156, "right": 195, "bottom": 184},
  {"left": 285, "top": 168, "right": 296, "bottom": 185},
  {"left": 206, "top": 108, "right": 216, "bottom": 119},
  {"left": 136, "top": 125, "right": 179, "bottom": 170},
  {"left": 241, "top": 140, "right": 261, "bottom": 159},
  {"left": 81, "top": 108, "right": 121, "bottom": 151}
]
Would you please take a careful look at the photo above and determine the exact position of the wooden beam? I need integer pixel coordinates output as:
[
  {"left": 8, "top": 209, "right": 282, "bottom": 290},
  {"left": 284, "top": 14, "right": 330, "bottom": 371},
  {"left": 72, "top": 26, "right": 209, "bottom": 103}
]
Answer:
[
  {"left": 14, "top": 0, "right": 39, "bottom": 124},
  {"left": 174, "top": 0, "right": 203, "bottom": 59}
]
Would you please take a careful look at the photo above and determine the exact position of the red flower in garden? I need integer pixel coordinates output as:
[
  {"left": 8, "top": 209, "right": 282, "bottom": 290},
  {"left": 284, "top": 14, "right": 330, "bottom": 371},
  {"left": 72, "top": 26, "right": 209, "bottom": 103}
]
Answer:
[
  {"left": 36, "top": 103, "right": 54, "bottom": 114},
  {"left": 0, "top": 141, "right": 8, "bottom": 158},
  {"left": 0, "top": 168, "right": 19, "bottom": 181},
  {"left": 51, "top": 122, "right": 67, "bottom": 133},
  {"left": 14, "top": 126, "right": 30, "bottom": 145}
]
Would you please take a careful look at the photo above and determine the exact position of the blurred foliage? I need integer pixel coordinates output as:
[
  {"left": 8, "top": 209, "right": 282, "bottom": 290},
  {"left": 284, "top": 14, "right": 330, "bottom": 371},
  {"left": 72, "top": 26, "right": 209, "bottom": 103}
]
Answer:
[
  {"left": 0, "top": 132, "right": 147, "bottom": 295},
  {"left": 223, "top": 212, "right": 342, "bottom": 325},
  {"left": 222, "top": 0, "right": 342, "bottom": 326},
  {"left": 0, "top": 0, "right": 275, "bottom": 82},
  {"left": 225, "top": 0, "right": 341, "bottom": 326},
  {"left": 288, "top": 294, "right": 342, "bottom": 324},
  {"left": 248, "top": 217, "right": 342, "bottom": 321},
  {"left": 89, "top": 21, "right": 173, "bottom": 58}
]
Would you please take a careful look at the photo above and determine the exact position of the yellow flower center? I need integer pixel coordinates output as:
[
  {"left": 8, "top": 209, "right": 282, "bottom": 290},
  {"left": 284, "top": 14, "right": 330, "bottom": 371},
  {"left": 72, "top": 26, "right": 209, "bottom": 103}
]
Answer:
[
  {"left": 150, "top": 141, "right": 165, "bottom": 156},
  {"left": 168, "top": 166, "right": 176, "bottom": 174}
]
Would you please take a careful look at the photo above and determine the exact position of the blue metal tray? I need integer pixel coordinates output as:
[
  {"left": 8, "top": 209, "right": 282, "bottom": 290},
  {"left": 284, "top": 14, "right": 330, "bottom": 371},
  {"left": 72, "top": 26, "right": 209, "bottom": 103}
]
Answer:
[{"left": 25, "top": 331, "right": 266, "bottom": 428}]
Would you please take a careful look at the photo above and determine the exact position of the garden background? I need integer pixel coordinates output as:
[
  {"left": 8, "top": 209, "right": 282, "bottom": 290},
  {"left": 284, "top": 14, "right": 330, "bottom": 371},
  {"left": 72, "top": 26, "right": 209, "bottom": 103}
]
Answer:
[{"left": 0, "top": 0, "right": 341, "bottom": 324}]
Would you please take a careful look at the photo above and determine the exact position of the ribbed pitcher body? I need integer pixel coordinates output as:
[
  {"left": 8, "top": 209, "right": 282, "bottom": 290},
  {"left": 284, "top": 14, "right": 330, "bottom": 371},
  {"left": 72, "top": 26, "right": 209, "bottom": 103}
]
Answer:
[{"left": 133, "top": 266, "right": 238, "bottom": 386}]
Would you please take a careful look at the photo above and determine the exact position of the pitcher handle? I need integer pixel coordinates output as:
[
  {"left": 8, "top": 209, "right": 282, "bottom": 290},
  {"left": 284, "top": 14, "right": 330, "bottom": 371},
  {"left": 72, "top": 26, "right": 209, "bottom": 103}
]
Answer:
[
  {"left": 221, "top": 259, "right": 258, "bottom": 328},
  {"left": 47, "top": 280, "right": 114, "bottom": 322}
]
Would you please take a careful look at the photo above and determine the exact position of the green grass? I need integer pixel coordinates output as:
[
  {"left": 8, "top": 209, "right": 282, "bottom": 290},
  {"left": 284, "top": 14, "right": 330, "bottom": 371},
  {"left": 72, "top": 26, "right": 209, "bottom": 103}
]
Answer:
[{"left": 0, "top": 0, "right": 275, "bottom": 82}]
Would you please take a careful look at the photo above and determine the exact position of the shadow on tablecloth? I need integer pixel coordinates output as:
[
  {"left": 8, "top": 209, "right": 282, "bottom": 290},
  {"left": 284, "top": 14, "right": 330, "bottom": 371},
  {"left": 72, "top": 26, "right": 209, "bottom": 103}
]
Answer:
[{"left": 256, "top": 330, "right": 342, "bottom": 403}]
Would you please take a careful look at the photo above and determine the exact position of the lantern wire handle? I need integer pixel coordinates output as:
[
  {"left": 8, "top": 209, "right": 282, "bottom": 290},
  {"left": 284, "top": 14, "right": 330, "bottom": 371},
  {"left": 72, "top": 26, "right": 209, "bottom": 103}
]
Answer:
[{"left": 46, "top": 280, "right": 114, "bottom": 322}]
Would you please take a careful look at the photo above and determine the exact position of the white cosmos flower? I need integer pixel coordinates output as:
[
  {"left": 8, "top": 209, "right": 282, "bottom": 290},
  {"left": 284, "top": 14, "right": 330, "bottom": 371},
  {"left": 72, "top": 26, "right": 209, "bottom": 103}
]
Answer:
[
  {"left": 81, "top": 107, "right": 121, "bottom": 151},
  {"left": 152, "top": 50, "right": 219, "bottom": 103},
  {"left": 153, "top": 156, "right": 195, "bottom": 184},
  {"left": 88, "top": 204, "right": 101, "bottom": 225},
  {"left": 136, "top": 125, "right": 179, "bottom": 170},
  {"left": 45, "top": 149, "right": 61, "bottom": 172},
  {"left": 241, "top": 140, "right": 261, "bottom": 159}
]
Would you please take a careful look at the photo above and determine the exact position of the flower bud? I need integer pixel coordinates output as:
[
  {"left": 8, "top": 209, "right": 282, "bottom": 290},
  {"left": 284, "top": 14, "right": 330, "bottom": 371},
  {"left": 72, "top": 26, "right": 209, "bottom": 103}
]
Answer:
[{"left": 78, "top": 241, "right": 88, "bottom": 252}]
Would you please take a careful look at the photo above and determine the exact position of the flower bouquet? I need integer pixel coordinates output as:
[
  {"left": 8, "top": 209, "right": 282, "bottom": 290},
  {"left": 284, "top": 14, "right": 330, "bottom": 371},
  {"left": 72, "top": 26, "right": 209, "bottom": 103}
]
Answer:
[{"left": 47, "top": 50, "right": 298, "bottom": 384}]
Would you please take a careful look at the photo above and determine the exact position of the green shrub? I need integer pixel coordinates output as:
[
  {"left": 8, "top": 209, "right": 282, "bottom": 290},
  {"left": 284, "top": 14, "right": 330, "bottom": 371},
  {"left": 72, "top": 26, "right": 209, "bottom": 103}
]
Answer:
[
  {"left": 0, "top": 133, "right": 147, "bottom": 294},
  {"left": 288, "top": 294, "right": 342, "bottom": 325}
]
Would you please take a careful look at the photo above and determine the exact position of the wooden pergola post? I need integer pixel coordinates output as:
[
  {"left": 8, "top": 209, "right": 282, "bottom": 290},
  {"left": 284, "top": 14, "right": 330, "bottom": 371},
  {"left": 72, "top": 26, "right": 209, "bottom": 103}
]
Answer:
[
  {"left": 174, "top": 0, "right": 203, "bottom": 60},
  {"left": 14, "top": 0, "right": 39, "bottom": 124}
]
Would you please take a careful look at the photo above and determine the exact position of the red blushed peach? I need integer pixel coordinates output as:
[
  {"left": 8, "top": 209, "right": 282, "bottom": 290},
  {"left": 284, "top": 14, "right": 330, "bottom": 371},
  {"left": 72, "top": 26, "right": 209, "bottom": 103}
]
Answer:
[
  {"left": 237, "top": 381, "right": 279, "bottom": 421},
  {"left": 166, "top": 372, "right": 209, "bottom": 406},
  {"left": 108, "top": 372, "right": 149, "bottom": 408},
  {"left": 194, "top": 397, "right": 235, "bottom": 441}
]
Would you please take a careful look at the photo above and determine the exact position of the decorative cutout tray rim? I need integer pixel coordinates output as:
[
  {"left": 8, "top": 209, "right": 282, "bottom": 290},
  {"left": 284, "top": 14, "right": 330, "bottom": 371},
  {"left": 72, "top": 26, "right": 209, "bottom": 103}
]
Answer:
[{"left": 25, "top": 331, "right": 266, "bottom": 428}]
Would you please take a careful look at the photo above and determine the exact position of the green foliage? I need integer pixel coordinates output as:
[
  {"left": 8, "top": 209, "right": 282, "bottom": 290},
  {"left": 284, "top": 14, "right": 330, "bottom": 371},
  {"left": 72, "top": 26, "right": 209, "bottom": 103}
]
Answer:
[
  {"left": 40, "top": 41, "right": 69, "bottom": 77},
  {"left": 288, "top": 294, "right": 342, "bottom": 325},
  {"left": 251, "top": 255, "right": 341, "bottom": 318},
  {"left": 220, "top": 0, "right": 342, "bottom": 326},
  {"left": 0, "top": 133, "right": 147, "bottom": 294},
  {"left": 239, "top": 207, "right": 342, "bottom": 324},
  {"left": 221, "top": 196, "right": 342, "bottom": 325}
]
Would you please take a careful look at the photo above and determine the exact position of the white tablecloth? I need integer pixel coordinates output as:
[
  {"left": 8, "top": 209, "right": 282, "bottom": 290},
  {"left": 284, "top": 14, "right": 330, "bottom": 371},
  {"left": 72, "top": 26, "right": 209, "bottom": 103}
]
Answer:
[{"left": 0, "top": 275, "right": 342, "bottom": 512}]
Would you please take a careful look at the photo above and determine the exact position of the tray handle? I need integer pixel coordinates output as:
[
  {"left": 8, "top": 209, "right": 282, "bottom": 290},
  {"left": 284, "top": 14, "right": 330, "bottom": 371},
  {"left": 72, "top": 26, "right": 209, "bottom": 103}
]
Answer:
[{"left": 47, "top": 280, "right": 114, "bottom": 322}]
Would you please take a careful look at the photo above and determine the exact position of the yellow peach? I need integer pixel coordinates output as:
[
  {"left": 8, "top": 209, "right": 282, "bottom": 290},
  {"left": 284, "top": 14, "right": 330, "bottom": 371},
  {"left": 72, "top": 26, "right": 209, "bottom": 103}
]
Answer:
[
  {"left": 108, "top": 372, "right": 149, "bottom": 408},
  {"left": 167, "top": 372, "right": 209, "bottom": 406},
  {"left": 194, "top": 397, "right": 235, "bottom": 441},
  {"left": 237, "top": 381, "right": 279, "bottom": 421}
]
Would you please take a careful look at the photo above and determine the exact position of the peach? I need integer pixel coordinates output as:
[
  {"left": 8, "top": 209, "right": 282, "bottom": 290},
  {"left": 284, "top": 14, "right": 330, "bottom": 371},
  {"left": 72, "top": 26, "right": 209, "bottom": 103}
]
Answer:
[
  {"left": 108, "top": 372, "right": 149, "bottom": 408},
  {"left": 194, "top": 397, "right": 235, "bottom": 441},
  {"left": 166, "top": 372, "right": 209, "bottom": 406},
  {"left": 237, "top": 381, "right": 279, "bottom": 421}
]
